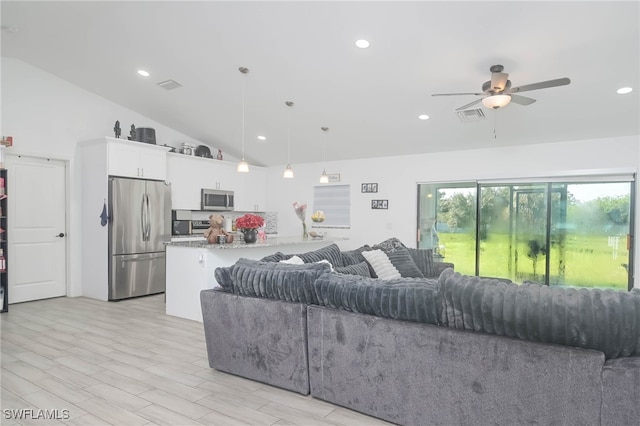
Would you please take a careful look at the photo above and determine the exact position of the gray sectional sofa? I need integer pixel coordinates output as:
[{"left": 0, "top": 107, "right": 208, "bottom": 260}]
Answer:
[{"left": 201, "top": 241, "right": 640, "bottom": 425}]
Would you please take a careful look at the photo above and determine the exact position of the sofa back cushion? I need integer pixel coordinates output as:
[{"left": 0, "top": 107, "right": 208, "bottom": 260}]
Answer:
[
  {"left": 230, "top": 258, "right": 330, "bottom": 304},
  {"left": 313, "top": 272, "right": 442, "bottom": 325},
  {"left": 334, "top": 261, "right": 372, "bottom": 277},
  {"left": 439, "top": 268, "right": 640, "bottom": 359}
]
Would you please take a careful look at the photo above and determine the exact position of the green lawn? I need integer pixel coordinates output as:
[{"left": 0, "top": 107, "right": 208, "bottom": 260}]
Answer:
[{"left": 438, "top": 232, "right": 629, "bottom": 290}]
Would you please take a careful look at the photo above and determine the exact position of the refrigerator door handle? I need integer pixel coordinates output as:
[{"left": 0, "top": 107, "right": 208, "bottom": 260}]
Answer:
[
  {"left": 145, "top": 193, "right": 151, "bottom": 241},
  {"left": 140, "top": 193, "right": 146, "bottom": 242}
]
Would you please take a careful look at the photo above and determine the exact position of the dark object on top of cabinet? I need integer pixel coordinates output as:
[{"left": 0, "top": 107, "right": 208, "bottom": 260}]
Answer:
[
  {"left": 195, "top": 145, "right": 212, "bottom": 158},
  {"left": 133, "top": 127, "right": 156, "bottom": 145}
]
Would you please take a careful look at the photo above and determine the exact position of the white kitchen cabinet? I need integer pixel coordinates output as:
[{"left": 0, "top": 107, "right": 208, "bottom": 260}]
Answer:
[
  {"left": 166, "top": 153, "right": 266, "bottom": 211},
  {"left": 233, "top": 166, "right": 267, "bottom": 212},
  {"left": 107, "top": 138, "right": 168, "bottom": 180}
]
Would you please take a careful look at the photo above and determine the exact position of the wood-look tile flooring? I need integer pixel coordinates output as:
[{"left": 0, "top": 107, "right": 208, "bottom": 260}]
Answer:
[{"left": 1, "top": 295, "right": 392, "bottom": 426}]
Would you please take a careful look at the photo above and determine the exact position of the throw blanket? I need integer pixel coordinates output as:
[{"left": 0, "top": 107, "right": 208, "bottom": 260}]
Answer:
[
  {"left": 439, "top": 269, "right": 640, "bottom": 359},
  {"left": 313, "top": 273, "right": 442, "bottom": 326}
]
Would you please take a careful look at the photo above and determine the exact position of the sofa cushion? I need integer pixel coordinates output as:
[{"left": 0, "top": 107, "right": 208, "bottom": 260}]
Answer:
[
  {"left": 334, "top": 261, "right": 371, "bottom": 277},
  {"left": 407, "top": 248, "right": 435, "bottom": 277},
  {"left": 230, "top": 258, "right": 330, "bottom": 304},
  {"left": 260, "top": 251, "right": 289, "bottom": 262},
  {"left": 313, "top": 272, "right": 442, "bottom": 325},
  {"left": 294, "top": 243, "right": 344, "bottom": 267},
  {"left": 372, "top": 238, "right": 424, "bottom": 278},
  {"left": 214, "top": 265, "right": 233, "bottom": 290},
  {"left": 439, "top": 268, "right": 640, "bottom": 359},
  {"left": 340, "top": 245, "right": 373, "bottom": 266},
  {"left": 362, "top": 249, "right": 401, "bottom": 279}
]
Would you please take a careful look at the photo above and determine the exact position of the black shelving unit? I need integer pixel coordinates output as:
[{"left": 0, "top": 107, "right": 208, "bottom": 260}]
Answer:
[{"left": 1, "top": 168, "right": 7, "bottom": 313}]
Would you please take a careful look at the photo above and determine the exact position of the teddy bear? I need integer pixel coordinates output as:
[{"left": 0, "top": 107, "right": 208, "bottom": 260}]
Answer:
[{"left": 203, "top": 214, "right": 234, "bottom": 244}]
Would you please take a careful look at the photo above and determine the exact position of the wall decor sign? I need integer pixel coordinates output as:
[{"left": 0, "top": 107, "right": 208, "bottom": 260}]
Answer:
[
  {"left": 371, "top": 199, "right": 388, "bottom": 209},
  {"left": 328, "top": 174, "right": 341, "bottom": 183},
  {"left": 361, "top": 183, "right": 378, "bottom": 193}
]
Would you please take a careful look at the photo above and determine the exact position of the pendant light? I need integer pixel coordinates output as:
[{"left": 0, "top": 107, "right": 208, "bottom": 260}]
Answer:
[
  {"left": 283, "top": 101, "right": 295, "bottom": 179},
  {"left": 237, "top": 67, "right": 250, "bottom": 173},
  {"left": 319, "top": 126, "right": 329, "bottom": 183}
]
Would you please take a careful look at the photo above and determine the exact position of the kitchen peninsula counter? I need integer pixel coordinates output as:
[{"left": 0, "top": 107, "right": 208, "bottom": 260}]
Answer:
[{"left": 165, "top": 236, "right": 346, "bottom": 322}]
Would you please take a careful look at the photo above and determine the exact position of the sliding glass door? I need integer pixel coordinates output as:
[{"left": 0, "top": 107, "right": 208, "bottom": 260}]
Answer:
[{"left": 417, "top": 179, "right": 633, "bottom": 290}]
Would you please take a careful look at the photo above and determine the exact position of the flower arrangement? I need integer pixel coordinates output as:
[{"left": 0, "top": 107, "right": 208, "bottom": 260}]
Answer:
[
  {"left": 293, "top": 201, "right": 308, "bottom": 239},
  {"left": 235, "top": 213, "right": 265, "bottom": 230}
]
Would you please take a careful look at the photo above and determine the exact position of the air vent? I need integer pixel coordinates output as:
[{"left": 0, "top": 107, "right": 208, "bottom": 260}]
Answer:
[
  {"left": 456, "top": 108, "right": 486, "bottom": 122},
  {"left": 157, "top": 79, "right": 183, "bottom": 90}
]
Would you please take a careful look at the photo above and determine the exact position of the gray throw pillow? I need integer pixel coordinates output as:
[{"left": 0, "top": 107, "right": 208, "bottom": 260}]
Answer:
[
  {"left": 334, "top": 261, "right": 371, "bottom": 277},
  {"left": 340, "top": 245, "right": 373, "bottom": 266},
  {"left": 373, "top": 238, "right": 424, "bottom": 278},
  {"left": 407, "top": 248, "right": 435, "bottom": 277},
  {"left": 260, "top": 251, "right": 288, "bottom": 262},
  {"left": 295, "top": 243, "right": 344, "bottom": 267}
]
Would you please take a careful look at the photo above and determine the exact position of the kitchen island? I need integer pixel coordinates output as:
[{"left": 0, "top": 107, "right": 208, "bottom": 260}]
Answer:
[{"left": 165, "top": 236, "right": 346, "bottom": 322}]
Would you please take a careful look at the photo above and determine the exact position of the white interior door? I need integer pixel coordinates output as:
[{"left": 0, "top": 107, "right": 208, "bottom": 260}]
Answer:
[{"left": 7, "top": 155, "right": 67, "bottom": 303}]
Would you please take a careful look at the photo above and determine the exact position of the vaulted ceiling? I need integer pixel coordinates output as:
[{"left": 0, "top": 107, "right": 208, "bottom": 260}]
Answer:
[{"left": 2, "top": 1, "right": 638, "bottom": 166}]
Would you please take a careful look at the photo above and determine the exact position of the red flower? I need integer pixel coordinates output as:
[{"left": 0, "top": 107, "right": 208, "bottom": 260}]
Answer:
[{"left": 235, "top": 213, "right": 265, "bottom": 230}]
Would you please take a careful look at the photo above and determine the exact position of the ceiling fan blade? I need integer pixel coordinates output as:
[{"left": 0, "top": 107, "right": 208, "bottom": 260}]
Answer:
[
  {"left": 507, "top": 77, "right": 570, "bottom": 94},
  {"left": 456, "top": 98, "right": 483, "bottom": 111},
  {"left": 491, "top": 72, "right": 509, "bottom": 92},
  {"left": 510, "top": 94, "right": 536, "bottom": 106},
  {"left": 432, "top": 92, "right": 484, "bottom": 97}
]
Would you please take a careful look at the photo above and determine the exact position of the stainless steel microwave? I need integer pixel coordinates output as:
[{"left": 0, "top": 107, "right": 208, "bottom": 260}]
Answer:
[{"left": 201, "top": 188, "right": 234, "bottom": 211}]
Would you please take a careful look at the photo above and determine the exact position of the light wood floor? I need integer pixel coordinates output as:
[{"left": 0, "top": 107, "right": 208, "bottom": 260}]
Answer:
[{"left": 1, "top": 295, "right": 392, "bottom": 426}]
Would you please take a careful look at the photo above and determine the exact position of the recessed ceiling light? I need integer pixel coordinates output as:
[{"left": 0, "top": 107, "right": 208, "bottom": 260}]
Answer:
[
  {"left": 617, "top": 87, "right": 633, "bottom": 95},
  {"left": 355, "top": 39, "right": 370, "bottom": 49},
  {"left": 137, "top": 69, "right": 150, "bottom": 77},
  {"left": 418, "top": 114, "right": 430, "bottom": 120},
  {"left": 257, "top": 135, "right": 266, "bottom": 141}
]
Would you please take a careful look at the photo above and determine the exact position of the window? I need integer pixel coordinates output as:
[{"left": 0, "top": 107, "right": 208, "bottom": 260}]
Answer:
[
  {"left": 313, "top": 184, "right": 350, "bottom": 228},
  {"left": 417, "top": 176, "right": 634, "bottom": 290}
]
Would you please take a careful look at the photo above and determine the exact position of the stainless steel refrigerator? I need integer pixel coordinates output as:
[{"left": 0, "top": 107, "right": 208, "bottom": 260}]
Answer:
[{"left": 108, "top": 177, "right": 171, "bottom": 300}]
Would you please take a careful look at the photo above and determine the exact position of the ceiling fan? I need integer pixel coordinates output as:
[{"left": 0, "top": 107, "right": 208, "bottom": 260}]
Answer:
[{"left": 432, "top": 65, "right": 570, "bottom": 111}]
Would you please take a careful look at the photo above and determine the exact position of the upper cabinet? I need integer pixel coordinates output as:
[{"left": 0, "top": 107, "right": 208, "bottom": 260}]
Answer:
[
  {"left": 106, "top": 138, "right": 169, "bottom": 180},
  {"left": 166, "top": 153, "right": 267, "bottom": 211}
]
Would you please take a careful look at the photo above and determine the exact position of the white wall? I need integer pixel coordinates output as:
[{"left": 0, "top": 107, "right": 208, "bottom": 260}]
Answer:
[
  {"left": 3, "top": 57, "right": 639, "bottom": 294},
  {"left": 1, "top": 57, "right": 217, "bottom": 297},
  {"left": 264, "top": 135, "right": 640, "bottom": 287}
]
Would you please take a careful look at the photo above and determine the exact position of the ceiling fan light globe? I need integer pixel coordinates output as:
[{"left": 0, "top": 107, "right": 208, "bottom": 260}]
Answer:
[{"left": 482, "top": 94, "right": 511, "bottom": 109}]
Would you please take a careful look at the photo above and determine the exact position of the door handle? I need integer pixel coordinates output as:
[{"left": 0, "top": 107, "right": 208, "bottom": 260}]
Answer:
[{"left": 56, "top": 233, "right": 65, "bottom": 238}]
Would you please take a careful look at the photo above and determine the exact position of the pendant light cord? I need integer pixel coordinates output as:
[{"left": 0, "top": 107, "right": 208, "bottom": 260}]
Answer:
[{"left": 241, "top": 74, "right": 246, "bottom": 159}]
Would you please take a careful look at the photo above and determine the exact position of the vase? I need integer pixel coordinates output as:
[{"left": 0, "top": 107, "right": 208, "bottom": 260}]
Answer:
[
  {"left": 243, "top": 228, "right": 258, "bottom": 244},
  {"left": 302, "top": 221, "right": 308, "bottom": 239}
]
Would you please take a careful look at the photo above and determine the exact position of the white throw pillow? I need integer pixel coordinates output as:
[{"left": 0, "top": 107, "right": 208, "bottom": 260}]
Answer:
[
  {"left": 279, "top": 255, "right": 304, "bottom": 265},
  {"left": 362, "top": 249, "right": 401, "bottom": 279}
]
